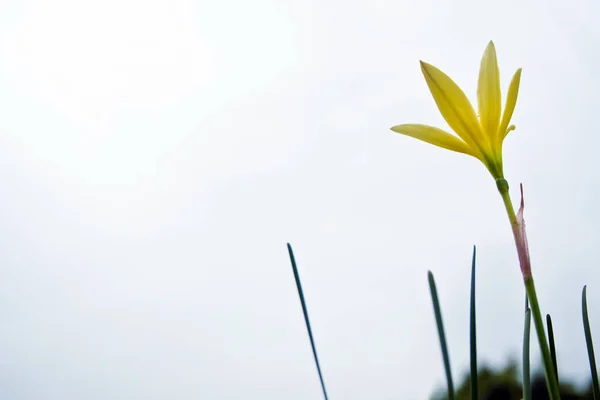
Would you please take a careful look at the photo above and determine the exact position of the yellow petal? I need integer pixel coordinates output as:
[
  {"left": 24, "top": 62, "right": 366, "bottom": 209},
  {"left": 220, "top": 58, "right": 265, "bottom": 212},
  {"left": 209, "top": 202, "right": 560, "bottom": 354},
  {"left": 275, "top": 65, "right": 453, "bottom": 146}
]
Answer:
[
  {"left": 499, "top": 68, "right": 522, "bottom": 141},
  {"left": 420, "top": 61, "right": 484, "bottom": 151},
  {"left": 390, "top": 124, "right": 476, "bottom": 156},
  {"left": 477, "top": 41, "right": 501, "bottom": 141}
]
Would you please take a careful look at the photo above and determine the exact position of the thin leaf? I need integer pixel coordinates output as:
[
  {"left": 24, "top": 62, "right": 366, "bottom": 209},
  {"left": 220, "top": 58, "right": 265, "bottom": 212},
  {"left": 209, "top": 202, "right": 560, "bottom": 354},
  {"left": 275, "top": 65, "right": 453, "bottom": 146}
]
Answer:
[
  {"left": 287, "top": 243, "right": 329, "bottom": 400},
  {"left": 546, "top": 314, "right": 559, "bottom": 385},
  {"left": 583, "top": 285, "right": 600, "bottom": 400},
  {"left": 523, "top": 306, "right": 531, "bottom": 400},
  {"left": 469, "top": 246, "right": 478, "bottom": 400},
  {"left": 428, "top": 270, "right": 455, "bottom": 400}
]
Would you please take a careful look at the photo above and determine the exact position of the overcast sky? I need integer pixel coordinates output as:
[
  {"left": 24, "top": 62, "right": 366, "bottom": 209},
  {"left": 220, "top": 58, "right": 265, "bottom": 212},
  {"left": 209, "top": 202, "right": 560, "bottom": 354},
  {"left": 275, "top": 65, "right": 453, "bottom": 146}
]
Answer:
[{"left": 0, "top": 0, "right": 600, "bottom": 399}]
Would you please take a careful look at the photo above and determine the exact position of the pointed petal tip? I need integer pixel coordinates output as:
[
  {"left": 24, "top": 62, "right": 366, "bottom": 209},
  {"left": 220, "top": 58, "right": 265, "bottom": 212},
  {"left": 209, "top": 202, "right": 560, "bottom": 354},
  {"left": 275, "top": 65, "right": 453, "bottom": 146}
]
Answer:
[
  {"left": 390, "top": 123, "right": 418, "bottom": 132},
  {"left": 391, "top": 124, "right": 413, "bottom": 134},
  {"left": 390, "top": 123, "right": 421, "bottom": 134},
  {"left": 512, "top": 68, "right": 523, "bottom": 85},
  {"left": 482, "top": 41, "right": 497, "bottom": 59},
  {"left": 419, "top": 60, "right": 434, "bottom": 71}
]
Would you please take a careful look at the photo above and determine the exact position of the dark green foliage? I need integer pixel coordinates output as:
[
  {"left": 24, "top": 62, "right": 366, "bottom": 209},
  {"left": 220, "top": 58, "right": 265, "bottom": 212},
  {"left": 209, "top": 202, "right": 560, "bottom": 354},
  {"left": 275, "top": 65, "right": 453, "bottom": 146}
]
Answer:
[
  {"left": 547, "top": 314, "right": 559, "bottom": 385},
  {"left": 431, "top": 361, "right": 594, "bottom": 400},
  {"left": 429, "top": 270, "right": 455, "bottom": 399},
  {"left": 523, "top": 307, "right": 531, "bottom": 400},
  {"left": 287, "top": 243, "right": 329, "bottom": 400},
  {"left": 470, "top": 246, "right": 478, "bottom": 400},
  {"left": 583, "top": 286, "right": 600, "bottom": 400}
]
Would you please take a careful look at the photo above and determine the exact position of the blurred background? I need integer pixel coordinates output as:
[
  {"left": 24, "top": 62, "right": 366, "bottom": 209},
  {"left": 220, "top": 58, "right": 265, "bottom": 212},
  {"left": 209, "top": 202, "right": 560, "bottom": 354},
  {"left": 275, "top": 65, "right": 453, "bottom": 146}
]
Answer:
[
  {"left": 0, "top": 0, "right": 599, "bottom": 398},
  {"left": 432, "top": 362, "right": 595, "bottom": 399}
]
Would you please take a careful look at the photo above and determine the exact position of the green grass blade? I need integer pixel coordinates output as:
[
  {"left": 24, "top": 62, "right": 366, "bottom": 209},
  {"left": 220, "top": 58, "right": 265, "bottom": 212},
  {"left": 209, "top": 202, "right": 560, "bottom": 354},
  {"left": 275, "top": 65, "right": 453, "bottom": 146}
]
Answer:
[
  {"left": 523, "top": 306, "right": 532, "bottom": 400},
  {"left": 287, "top": 243, "right": 329, "bottom": 400},
  {"left": 583, "top": 285, "right": 600, "bottom": 400},
  {"left": 428, "top": 270, "right": 455, "bottom": 400},
  {"left": 546, "top": 314, "right": 559, "bottom": 385},
  {"left": 469, "top": 246, "right": 478, "bottom": 400}
]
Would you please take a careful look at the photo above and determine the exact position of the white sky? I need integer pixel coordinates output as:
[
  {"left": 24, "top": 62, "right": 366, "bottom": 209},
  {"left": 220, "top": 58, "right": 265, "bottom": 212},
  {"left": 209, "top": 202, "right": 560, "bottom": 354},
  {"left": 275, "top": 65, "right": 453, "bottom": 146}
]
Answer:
[{"left": 0, "top": 0, "right": 600, "bottom": 398}]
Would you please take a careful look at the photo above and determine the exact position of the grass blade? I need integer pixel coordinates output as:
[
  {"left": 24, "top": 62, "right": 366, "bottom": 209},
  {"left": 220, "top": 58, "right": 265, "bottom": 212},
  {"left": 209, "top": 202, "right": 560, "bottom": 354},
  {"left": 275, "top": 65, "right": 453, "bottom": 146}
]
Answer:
[
  {"left": 428, "top": 270, "right": 455, "bottom": 400},
  {"left": 583, "top": 285, "right": 600, "bottom": 400},
  {"left": 523, "top": 305, "right": 532, "bottom": 400},
  {"left": 546, "top": 314, "right": 559, "bottom": 385},
  {"left": 287, "top": 243, "right": 329, "bottom": 400},
  {"left": 469, "top": 246, "right": 478, "bottom": 400}
]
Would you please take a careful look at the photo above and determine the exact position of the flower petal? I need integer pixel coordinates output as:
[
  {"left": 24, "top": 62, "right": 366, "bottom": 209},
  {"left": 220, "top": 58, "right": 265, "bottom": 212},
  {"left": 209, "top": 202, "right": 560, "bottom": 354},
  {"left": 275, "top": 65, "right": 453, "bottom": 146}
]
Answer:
[
  {"left": 391, "top": 124, "right": 476, "bottom": 156},
  {"left": 499, "top": 68, "right": 522, "bottom": 141},
  {"left": 477, "top": 41, "right": 501, "bottom": 141},
  {"left": 420, "top": 61, "right": 484, "bottom": 151}
]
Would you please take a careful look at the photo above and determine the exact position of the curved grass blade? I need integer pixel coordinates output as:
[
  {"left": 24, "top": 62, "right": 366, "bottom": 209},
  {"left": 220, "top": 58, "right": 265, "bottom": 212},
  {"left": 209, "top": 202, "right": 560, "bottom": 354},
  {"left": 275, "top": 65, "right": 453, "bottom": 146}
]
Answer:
[
  {"left": 428, "top": 270, "right": 455, "bottom": 400},
  {"left": 583, "top": 285, "right": 600, "bottom": 400},
  {"left": 523, "top": 305, "right": 532, "bottom": 400},
  {"left": 287, "top": 243, "right": 329, "bottom": 400},
  {"left": 546, "top": 314, "right": 559, "bottom": 385},
  {"left": 469, "top": 246, "right": 478, "bottom": 400}
]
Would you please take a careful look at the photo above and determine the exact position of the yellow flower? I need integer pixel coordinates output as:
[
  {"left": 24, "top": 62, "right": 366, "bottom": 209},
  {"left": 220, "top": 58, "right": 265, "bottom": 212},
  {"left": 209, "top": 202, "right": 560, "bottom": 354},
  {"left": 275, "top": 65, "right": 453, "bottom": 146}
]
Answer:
[{"left": 391, "top": 41, "right": 522, "bottom": 179}]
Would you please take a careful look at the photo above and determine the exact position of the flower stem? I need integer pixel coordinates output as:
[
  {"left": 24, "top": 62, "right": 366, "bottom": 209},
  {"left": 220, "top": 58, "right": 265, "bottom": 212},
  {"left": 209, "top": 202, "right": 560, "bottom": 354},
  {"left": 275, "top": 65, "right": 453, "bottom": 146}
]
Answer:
[
  {"left": 525, "top": 277, "right": 561, "bottom": 400},
  {"left": 496, "top": 179, "right": 561, "bottom": 400}
]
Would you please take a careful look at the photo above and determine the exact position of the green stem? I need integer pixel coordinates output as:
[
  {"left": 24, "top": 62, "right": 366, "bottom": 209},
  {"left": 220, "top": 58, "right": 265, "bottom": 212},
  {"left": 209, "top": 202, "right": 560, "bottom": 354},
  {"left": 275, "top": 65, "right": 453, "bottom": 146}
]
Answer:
[
  {"left": 497, "top": 179, "right": 516, "bottom": 226},
  {"left": 525, "top": 278, "right": 561, "bottom": 400},
  {"left": 496, "top": 179, "right": 561, "bottom": 400}
]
